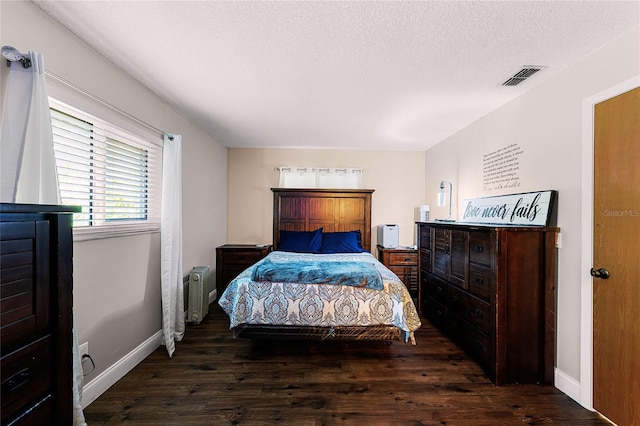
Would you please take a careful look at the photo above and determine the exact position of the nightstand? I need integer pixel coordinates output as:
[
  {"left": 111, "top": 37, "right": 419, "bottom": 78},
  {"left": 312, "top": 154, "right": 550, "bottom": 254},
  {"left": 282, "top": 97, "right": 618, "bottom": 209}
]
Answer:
[
  {"left": 376, "top": 245, "right": 418, "bottom": 301},
  {"left": 215, "top": 244, "right": 272, "bottom": 298}
]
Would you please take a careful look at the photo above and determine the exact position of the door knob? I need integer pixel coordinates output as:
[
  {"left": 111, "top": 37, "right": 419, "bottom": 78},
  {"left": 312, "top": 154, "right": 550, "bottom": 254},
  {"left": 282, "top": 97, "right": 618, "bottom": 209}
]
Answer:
[{"left": 590, "top": 268, "right": 610, "bottom": 279}]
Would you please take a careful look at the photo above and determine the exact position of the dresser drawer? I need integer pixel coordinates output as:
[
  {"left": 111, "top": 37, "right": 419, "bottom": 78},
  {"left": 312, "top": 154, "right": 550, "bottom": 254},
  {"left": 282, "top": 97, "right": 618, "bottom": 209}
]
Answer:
[
  {"left": 432, "top": 228, "right": 449, "bottom": 279},
  {"left": 447, "top": 284, "right": 492, "bottom": 335},
  {"left": 419, "top": 248, "right": 431, "bottom": 272},
  {"left": 388, "top": 265, "right": 417, "bottom": 291},
  {"left": 216, "top": 245, "right": 272, "bottom": 298},
  {"left": 423, "top": 297, "right": 446, "bottom": 331},
  {"left": 221, "top": 264, "right": 251, "bottom": 284},
  {"left": 223, "top": 250, "right": 267, "bottom": 264},
  {"left": 469, "top": 231, "right": 493, "bottom": 266},
  {"left": 388, "top": 252, "right": 417, "bottom": 265},
  {"left": 419, "top": 225, "right": 432, "bottom": 249},
  {"left": 447, "top": 311, "right": 491, "bottom": 372},
  {"left": 423, "top": 274, "right": 447, "bottom": 305},
  {"left": 1, "top": 335, "right": 52, "bottom": 424},
  {"left": 6, "top": 395, "right": 52, "bottom": 426},
  {"left": 468, "top": 263, "right": 493, "bottom": 302}
]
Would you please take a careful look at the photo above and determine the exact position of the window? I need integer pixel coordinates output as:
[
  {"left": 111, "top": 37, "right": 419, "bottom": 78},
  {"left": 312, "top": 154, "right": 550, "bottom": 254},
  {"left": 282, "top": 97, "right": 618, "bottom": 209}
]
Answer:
[{"left": 49, "top": 99, "right": 162, "bottom": 239}]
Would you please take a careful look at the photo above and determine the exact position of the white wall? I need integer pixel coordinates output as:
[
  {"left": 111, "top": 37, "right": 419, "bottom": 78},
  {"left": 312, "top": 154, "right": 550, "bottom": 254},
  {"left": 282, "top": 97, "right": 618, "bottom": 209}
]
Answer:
[
  {"left": 425, "top": 25, "right": 639, "bottom": 396},
  {"left": 1, "top": 0, "right": 227, "bottom": 391},
  {"left": 227, "top": 148, "right": 426, "bottom": 250}
]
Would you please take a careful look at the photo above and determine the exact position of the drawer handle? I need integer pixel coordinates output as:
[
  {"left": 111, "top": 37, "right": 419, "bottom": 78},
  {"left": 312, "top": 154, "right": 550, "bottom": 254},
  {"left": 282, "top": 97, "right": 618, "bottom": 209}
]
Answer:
[
  {"left": 2, "top": 368, "right": 30, "bottom": 393},
  {"left": 473, "top": 308, "right": 484, "bottom": 318},
  {"left": 475, "top": 277, "right": 484, "bottom": 286},
  {"left": 404, "top": 257, "right": 412, "bottom": 262},
  {"left": 436, "top": 286, "right": 443, "bottom": 293},
  {"left": 474, "top": 245, "right": 484, "bottom": 252}
]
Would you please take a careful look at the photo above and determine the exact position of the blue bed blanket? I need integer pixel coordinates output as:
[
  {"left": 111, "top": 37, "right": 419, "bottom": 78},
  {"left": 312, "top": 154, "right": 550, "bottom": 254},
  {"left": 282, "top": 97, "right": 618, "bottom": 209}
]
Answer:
[{"left": 251, "top": 258, "right": 384, "bottom": 290}]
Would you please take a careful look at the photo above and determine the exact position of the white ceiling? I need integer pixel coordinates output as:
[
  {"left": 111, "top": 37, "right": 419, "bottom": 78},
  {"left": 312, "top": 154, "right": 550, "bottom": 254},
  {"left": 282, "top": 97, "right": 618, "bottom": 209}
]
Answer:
[{"left": 33, "top": 1, "right": 639, "bottom": 151}]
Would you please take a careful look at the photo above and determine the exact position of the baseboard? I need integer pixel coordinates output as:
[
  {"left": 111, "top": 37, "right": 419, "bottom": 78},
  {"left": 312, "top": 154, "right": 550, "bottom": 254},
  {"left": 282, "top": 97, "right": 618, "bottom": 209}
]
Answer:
[
  {"left": 554, "top": 367, "right": 583, "bottom": 407},
  {"left": 80, "top": 330, "right": 163, "bottom": 409},
  {"left": 82, "top": 290, "right": 216, "bottom": 409}
]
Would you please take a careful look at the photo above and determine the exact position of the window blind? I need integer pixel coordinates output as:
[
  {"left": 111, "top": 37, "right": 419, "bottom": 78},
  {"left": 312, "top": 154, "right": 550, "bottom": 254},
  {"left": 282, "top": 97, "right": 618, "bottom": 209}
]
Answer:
[{"left": 49, "top": 99, "right": 161, "bottom": 235}]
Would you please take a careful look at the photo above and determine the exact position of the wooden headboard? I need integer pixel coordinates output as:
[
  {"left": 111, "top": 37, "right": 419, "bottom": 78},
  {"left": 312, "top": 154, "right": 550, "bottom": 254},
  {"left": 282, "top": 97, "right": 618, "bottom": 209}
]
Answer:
[{"left": 272, "top": 188, "right": 374, "bottom": 252}]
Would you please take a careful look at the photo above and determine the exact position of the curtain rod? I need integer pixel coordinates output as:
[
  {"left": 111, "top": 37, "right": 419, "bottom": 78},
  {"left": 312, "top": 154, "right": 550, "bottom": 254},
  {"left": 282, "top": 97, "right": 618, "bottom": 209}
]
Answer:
[
  {"left": 45, "top": 70, "right": 168, "bottom": 139},
  {"left": 2, "top": 45, "right": 32, "bottom": 68}
]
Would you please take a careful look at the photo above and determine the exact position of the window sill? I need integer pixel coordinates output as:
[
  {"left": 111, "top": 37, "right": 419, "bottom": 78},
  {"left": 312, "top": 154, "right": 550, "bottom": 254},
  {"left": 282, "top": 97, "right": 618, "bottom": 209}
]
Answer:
[{"left": 73, "top": 223, "right": 160, "bottom": 242}]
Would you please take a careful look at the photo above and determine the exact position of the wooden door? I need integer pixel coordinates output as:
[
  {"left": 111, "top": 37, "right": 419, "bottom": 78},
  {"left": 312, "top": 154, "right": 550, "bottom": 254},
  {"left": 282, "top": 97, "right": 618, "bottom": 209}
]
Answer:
[{"left": 593, "top": 87, "right": 640, "bottom": 425}]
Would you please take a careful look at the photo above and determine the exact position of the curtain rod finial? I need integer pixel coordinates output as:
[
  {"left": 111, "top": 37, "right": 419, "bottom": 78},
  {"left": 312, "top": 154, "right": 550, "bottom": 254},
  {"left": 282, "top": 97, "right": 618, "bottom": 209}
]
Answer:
[{"left": 2, "top": 45, "right": 31, "bottom": 68}]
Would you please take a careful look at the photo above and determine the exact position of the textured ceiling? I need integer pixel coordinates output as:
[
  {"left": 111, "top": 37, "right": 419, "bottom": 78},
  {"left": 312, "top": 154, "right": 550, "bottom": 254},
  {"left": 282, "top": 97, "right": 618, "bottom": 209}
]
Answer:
[{"left": 32, "top": 1, "right": 639, "bottom": 151}]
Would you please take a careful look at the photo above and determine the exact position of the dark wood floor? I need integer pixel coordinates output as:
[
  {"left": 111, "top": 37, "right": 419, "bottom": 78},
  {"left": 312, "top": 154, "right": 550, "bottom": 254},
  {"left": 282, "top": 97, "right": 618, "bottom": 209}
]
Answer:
[{"left": 84, "top": 304, "right": 608, "bottom": 425}]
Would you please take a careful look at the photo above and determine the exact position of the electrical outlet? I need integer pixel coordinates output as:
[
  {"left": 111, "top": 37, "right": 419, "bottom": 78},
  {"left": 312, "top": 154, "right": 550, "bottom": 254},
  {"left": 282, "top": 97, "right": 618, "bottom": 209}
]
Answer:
[
  {"left": 555, "top": 232, "right": 562, "bottom": 249},
  {"left": 79, "top": 342, "right": 89, "bottom": 358}
]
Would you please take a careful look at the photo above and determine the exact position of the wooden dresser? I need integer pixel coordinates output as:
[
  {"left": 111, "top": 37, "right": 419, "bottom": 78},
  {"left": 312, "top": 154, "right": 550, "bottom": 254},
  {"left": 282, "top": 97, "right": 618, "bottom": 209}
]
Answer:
[
  {"left": 376, "top": 245, "right": 418, "bottom": 302},
  {"left": 417, "top": 221, "right": 558, "bottom": 385},
  {"left": 1, "top": 203, "right": 78, "bottom": 425},
  {"left": 216, "top": 244, "right": 272, "bottom": 298}
]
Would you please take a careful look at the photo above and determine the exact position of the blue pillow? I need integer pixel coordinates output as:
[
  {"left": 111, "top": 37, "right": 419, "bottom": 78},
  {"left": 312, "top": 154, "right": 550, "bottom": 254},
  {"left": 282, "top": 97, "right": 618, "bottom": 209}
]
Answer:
[
  {"left": 278, "top": 228, "right": 323, "bottom": 253},
  {"left": 319, "top": 231, "right": 363, "bottom": 254},
  {"left": 351, "top": 230, "right": 363, "bottom": 249}
]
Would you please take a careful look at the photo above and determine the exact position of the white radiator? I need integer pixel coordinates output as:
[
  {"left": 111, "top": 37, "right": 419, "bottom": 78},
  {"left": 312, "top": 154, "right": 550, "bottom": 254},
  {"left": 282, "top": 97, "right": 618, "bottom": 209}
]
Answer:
[{"left": 187, "top": 266, "right": 210, "bottom": 324}]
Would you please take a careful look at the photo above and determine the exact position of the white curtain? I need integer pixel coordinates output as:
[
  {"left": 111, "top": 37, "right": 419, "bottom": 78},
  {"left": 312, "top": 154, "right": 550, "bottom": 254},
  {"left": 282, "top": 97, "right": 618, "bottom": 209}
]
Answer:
[
  {"left": 161, "top": 133, "right": 184, "bottom": 357},
  {"left": 71, "top": 316, "right": 86, "bottom": 426},
  {"left": 0, "top": 52, "right": 60, "bottom": 204},
  {"left": 277, "top": 167, "right": 363, "bottom": 189},
  {"left": 317, "top": 168, "right": 363, "bottom": 189},
  {"left": 0, "top": 50, "right": 85, "bottom": 425},
  {"left": 278, "top": 167, "right": 318, "bottom": 188}
]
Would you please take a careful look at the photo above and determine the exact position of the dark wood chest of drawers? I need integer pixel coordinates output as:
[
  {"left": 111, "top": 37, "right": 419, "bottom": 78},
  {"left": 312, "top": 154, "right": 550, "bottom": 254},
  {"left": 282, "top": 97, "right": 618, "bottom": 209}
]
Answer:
[
  {"left": 215, "top": 244, "right": 272, "bottom": 298},
  {"left": 1, "top": 203, "right": 78, "bottom": 425},
  {"left": 417, "top": 222, "right": 558, "bottom": 385},
  {"left": 376, "top": 245, "right": 418, "bottom": 301}
]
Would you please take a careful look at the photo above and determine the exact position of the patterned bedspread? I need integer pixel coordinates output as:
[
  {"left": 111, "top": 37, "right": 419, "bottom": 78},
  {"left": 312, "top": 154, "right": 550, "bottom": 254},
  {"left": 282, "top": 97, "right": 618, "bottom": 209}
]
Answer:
[{"left": 218, "top": 251, "right": 421, "bottom": 343}]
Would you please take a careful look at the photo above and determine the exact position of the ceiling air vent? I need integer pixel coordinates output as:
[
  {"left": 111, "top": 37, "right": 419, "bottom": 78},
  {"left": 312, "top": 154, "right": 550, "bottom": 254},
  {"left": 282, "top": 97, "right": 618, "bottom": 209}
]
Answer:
[{"left": 501, "top": 66, "right": 544, "bottom": 86}]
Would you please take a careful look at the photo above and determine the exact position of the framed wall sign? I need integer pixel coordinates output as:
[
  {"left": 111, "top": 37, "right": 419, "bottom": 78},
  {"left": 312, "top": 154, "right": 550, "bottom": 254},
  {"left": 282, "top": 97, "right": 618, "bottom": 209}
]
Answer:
[{"left": 460, "top": 190, "right": 557, "bottom": 226}]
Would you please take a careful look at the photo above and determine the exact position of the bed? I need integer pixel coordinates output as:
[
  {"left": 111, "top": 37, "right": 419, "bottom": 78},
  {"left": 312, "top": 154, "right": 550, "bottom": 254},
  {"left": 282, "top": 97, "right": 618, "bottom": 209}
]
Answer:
[{"left": 218, "top": 188, "right": 421, "bottom": 344}]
